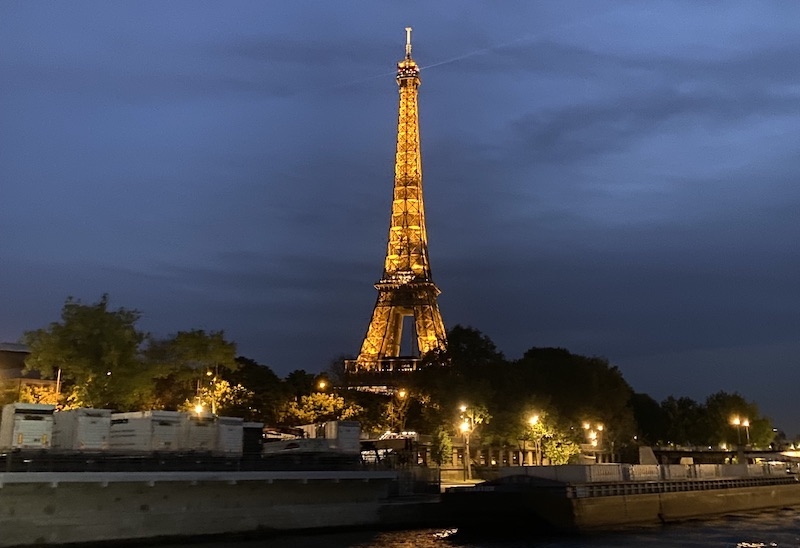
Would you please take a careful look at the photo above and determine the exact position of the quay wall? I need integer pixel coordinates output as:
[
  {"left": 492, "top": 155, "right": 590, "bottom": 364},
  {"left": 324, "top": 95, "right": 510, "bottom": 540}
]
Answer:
[
  {"left": 444, "top": 464, "right": 800, "bottom": 533},
  {"left": 573, "top": 482, "right": 800, "bottom": 529},
  {"left": 0, "top": 470, "right": 400, "bottom": 547}
]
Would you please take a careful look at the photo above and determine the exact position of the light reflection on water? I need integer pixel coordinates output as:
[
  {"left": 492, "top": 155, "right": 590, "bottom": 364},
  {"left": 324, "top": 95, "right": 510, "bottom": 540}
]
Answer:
[{"left": 150, "top": 508, "right": 800, "bottom": 548}]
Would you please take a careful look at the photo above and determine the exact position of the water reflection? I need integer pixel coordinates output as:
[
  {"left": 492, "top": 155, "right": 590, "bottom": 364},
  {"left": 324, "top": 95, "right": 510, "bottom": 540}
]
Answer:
[{"left": 148, "top": 508, "right": 800, "bottom": 548}]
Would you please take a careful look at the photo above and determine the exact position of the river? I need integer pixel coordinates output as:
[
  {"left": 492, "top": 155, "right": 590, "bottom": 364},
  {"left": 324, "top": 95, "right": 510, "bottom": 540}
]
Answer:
[{"left": 146, "top": 508, "right": 800, "bottom": 548}]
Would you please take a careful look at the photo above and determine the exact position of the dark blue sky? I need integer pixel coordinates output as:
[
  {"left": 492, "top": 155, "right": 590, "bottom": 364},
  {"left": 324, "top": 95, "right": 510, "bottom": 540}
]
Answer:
[{"left": 2, "top": 2, "right": 799, "bottom": 433}]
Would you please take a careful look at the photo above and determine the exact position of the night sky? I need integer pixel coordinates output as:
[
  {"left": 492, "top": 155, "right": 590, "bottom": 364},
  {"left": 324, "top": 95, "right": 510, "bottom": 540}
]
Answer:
[{"left": 2, "top": 3, "right": 799, "bottom": 433}]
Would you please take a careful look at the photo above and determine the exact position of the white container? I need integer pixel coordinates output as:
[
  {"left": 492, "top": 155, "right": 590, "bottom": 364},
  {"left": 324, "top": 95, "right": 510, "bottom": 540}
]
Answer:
[
  {"left": 324, "top": 421, "right": 361, "bottom": 454},
  {"left": 216, "top": 416, "right": 244, "bottom": 455},
  {"left": 109, "top": 410, "right": 182, "bottom": 452},
  {"left": 0, "top": 403, "right": 55, "bottom": 449},
  {"left": 52, "top": 408, "right": 112, "bottom": 450},
  {"left": 181, "top": 412, "right": 217, "bottom": 452},
  {"left": 297, "top": 421, "right": 362, "bottom": 454},
  {"left": 624, "top": 464, "right": 660, "bottom": 481},
  {"left": 661, "top": 464, "right": 690, "bottom": 480}
]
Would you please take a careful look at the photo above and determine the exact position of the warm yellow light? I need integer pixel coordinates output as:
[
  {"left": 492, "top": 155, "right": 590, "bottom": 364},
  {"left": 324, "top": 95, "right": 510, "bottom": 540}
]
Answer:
[
  {"left": 460, "top": 421, "right": 470, "bottom": 433},
  {"left": 529, "top": 415, "right": 539, "bottom": 425},
  {"left": 459, "top": 405, "right": 467, "bottom": 413},
  {"left": 194, "top": 404, "right": 204, "bottom": 414},
  {"left": 398, "top": 389, "right": 407, "bottom": 399},
  {"left": 582, "top": 422, "right": 590, "bottom": 430},
  {"left": 317, "top": 380, "right": 327, "bottom": 390},
  {"left": 731, "top": 416, "right": 740, "bottom": 426},
  {"left": 742, "top": 419, "right": 750, "bottom": 427},
  {"left": 597, "top": 424, "right": 604, "bottom": 431},
  {"left": 591, "top": 439, "right": 598, "bottom": 447}
]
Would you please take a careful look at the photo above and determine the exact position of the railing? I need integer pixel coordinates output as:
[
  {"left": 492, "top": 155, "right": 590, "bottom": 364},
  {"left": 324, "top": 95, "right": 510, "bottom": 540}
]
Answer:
[
  {"left": 567, "top": 475, "right": 799, "bottom": 498},
  {"left": 344, "top": 357, "right": 421, "bottom": 374},
  {"left": 0, "top": 450, "right": 363, "bottom": 473},
  {"left": 0, "top": 450, "right": 441, "bottom": 496}
]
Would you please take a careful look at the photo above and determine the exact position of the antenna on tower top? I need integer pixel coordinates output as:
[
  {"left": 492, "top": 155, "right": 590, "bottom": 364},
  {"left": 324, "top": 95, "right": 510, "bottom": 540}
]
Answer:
[{"left": 405, "top": 27, "right": 412, "bottom": 58}]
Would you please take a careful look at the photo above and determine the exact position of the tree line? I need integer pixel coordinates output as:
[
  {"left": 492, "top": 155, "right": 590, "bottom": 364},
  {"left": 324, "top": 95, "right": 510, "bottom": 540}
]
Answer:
[{"left": 8, "top": 295, "right": 780, "bottom": 463}]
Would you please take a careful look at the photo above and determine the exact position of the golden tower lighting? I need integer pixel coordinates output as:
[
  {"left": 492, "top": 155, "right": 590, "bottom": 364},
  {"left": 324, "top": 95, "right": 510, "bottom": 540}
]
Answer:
[{"left": 351, "top": 28, "right": 447, "bottom": 373}]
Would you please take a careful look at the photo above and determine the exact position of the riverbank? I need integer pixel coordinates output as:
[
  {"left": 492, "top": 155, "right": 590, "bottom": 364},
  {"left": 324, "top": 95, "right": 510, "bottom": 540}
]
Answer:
[
  {"left": 4, "top": 463, "right": 800, "bottom": 546},
  {"left": 442, "top": 463, "right": 800, "bottom": 533},
  {"left": 0, "top": 470, "right": 418, "bottom": 547}
]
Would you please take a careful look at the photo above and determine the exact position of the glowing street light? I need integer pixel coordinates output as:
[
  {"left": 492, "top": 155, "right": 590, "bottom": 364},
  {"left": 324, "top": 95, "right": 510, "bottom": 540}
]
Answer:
[
  {"left": 730, "top": 416, "right": 749, "bottom": 446},
  {"left": 527, "top": 414, "right": 543, "bottom": 465},
  {"left": 459, "top": 405, "right": 475, "bottom": 480}
]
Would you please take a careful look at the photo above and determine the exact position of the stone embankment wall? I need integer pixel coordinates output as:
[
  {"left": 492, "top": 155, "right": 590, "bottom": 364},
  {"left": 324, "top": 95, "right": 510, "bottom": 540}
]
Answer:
[
  {"left": 571, "top": 481, "right": 800, "bottom": 529},
  {"left": 0, "top": 470, "right": 398, "bottom": 547},
  {"left": 496, "top": 463, "right": 800, "bottom": 530}
]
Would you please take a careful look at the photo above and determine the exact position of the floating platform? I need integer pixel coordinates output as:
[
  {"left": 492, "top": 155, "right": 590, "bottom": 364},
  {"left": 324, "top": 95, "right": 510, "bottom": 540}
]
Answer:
[{"left": 442, "top": 463, "right": 800, "bottom": 533}]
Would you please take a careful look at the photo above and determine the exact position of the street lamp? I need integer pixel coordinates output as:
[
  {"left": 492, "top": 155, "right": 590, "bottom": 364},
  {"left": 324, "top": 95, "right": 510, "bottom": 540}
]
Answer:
[
  {"left": 731, "top": 416, "right": 750, "bottom": 445},
  {"left": 582, "top": 421, "right": 604, "bottom": 462},
  {"left": 388, "top": 388, "right": 409, "bottom": 432},
  {"left": 528, "top": 414, "right": 543, "bottom": 465},
  {"left": 459, "top": 405, "right": 474, "bottom": 480}
]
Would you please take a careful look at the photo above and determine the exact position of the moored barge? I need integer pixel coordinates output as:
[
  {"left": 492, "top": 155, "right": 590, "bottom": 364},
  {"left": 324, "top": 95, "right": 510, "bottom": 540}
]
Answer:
[{"left": 442, "top": 463, "right": 800, "bottom": 532}]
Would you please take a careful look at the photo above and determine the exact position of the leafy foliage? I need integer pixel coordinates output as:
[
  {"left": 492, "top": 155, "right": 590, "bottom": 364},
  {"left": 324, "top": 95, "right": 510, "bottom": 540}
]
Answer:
[
  {"left": 145, "top": 329, "right": 238, "bottom": 409},
  {"left": 23, "top": 295, "right": 149, "bottom": 410},
  {"left": 430, "top": 426, "right": 453, "bottom": 466},
  {"left": 279, "top": 392, "right": 363, "bottom": 426},
  {"left": 17, "top": 297, "right": 777, "bottom": 459}
]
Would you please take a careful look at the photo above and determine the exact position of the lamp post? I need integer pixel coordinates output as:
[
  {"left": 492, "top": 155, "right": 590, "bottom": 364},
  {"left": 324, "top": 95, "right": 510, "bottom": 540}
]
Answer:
[
  {"left": 388, "top": 388, "right": 408, "bottom": 433},
  {"left": 583, "top": 421, "right": 604, "bottom": 462},
  {"left": 459, "top": 405, "right": 473, "bottom": 480},
  {"left": 731, "top": 416, "right": 748, "bottom": 445},
  {"left": 528, "top": 414, "right": 542, "bottom": 466},
  {"left": 730, "top": 415, "right": 750, "bottom": 463}
]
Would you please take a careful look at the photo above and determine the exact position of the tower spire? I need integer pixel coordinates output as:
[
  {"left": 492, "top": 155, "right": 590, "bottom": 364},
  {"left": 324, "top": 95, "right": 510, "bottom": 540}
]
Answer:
[{"left": 350, "top": 29, "right": 447, "bottom": 374}]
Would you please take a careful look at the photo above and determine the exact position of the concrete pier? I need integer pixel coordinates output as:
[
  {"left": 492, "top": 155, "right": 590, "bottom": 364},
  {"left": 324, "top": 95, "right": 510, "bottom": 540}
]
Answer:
[{"left": 0, "top": 470, "right": 401, "bottom": 547}]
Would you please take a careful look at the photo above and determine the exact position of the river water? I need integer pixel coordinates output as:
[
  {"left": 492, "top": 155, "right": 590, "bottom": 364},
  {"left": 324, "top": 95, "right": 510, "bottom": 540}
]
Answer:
[{"left": 147, "top": 508, "right": 800, "bottom": 548}]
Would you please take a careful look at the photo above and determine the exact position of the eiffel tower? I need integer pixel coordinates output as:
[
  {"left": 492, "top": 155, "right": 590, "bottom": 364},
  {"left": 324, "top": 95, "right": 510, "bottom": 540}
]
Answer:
[{"left": 349, "top": 28, "right": 447, "bottom": 374}]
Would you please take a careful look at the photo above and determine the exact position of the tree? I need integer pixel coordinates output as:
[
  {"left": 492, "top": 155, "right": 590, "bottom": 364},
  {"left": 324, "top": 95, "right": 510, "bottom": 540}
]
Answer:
[
  {"left": 661, "top": 396, "right": 707, "bottom": 446},
  {"left": 222, "top": 356, "right": 286, "bottom": 424},
  {"left": 279, "top": 392, "right": 363, "bottom": 426},
  {"left": 438, "top": 325, "right": 506, "bottom": 370},
  {"left": 284, "top": 369, "right": 316, "bottom": 400},
  {"left": 630, "top": 392, "right": 669, "bottom": 445},
  {"left": 704, "top": 391, "right": 773, "bottom": 448},
  {"left": 23, "top": 295, "right": 149, "bottom": 410},
  {"left": 457, "top": 403, "right": 490, "bottom": 480},
  {"left": 178, "top": 379, "right": 254, "bottom": 416},
  {"left": 145, "top": 329, "right": 238, "bottom": 411},
  {"left": 543, "top": 432, "right": 581, "bottom": 465},
  {"left": 430, "top": 426, "right": 453, "bottom": 467}
]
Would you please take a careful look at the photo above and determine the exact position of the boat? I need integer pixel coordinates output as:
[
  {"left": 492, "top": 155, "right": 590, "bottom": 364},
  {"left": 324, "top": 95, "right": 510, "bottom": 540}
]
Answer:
[{"left": 441, "top": 462, "right": 800, "bottom": 533}]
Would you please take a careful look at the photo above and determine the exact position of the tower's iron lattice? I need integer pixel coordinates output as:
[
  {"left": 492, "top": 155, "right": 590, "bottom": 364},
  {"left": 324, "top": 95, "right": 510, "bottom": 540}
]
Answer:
[{"left": 349, "top": 28, "right": 447, "bottom": 374}]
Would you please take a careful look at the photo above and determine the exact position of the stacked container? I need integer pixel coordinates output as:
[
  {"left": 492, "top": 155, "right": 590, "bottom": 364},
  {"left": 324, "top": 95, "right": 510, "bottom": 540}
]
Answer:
[
  {"left": 109, "top": 410, "right": 183, "bottom": 452},
  {"left": 0, "top": 403, "right": 55, "bottom": 449},
  {"left": 180, "top": 412, "right": 217, "bottom": 452},
  {"left": 52, "top": 408, "right": 112, "bottom": 450},
  {"left": 215, "top": 416, "right": 244, "bottom": 455}
]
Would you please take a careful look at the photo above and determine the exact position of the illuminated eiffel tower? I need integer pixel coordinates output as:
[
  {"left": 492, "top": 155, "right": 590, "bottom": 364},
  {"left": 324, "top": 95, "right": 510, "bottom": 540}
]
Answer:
[{"left": 349, "top": 28, "right": 447, "bottom": 374}]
